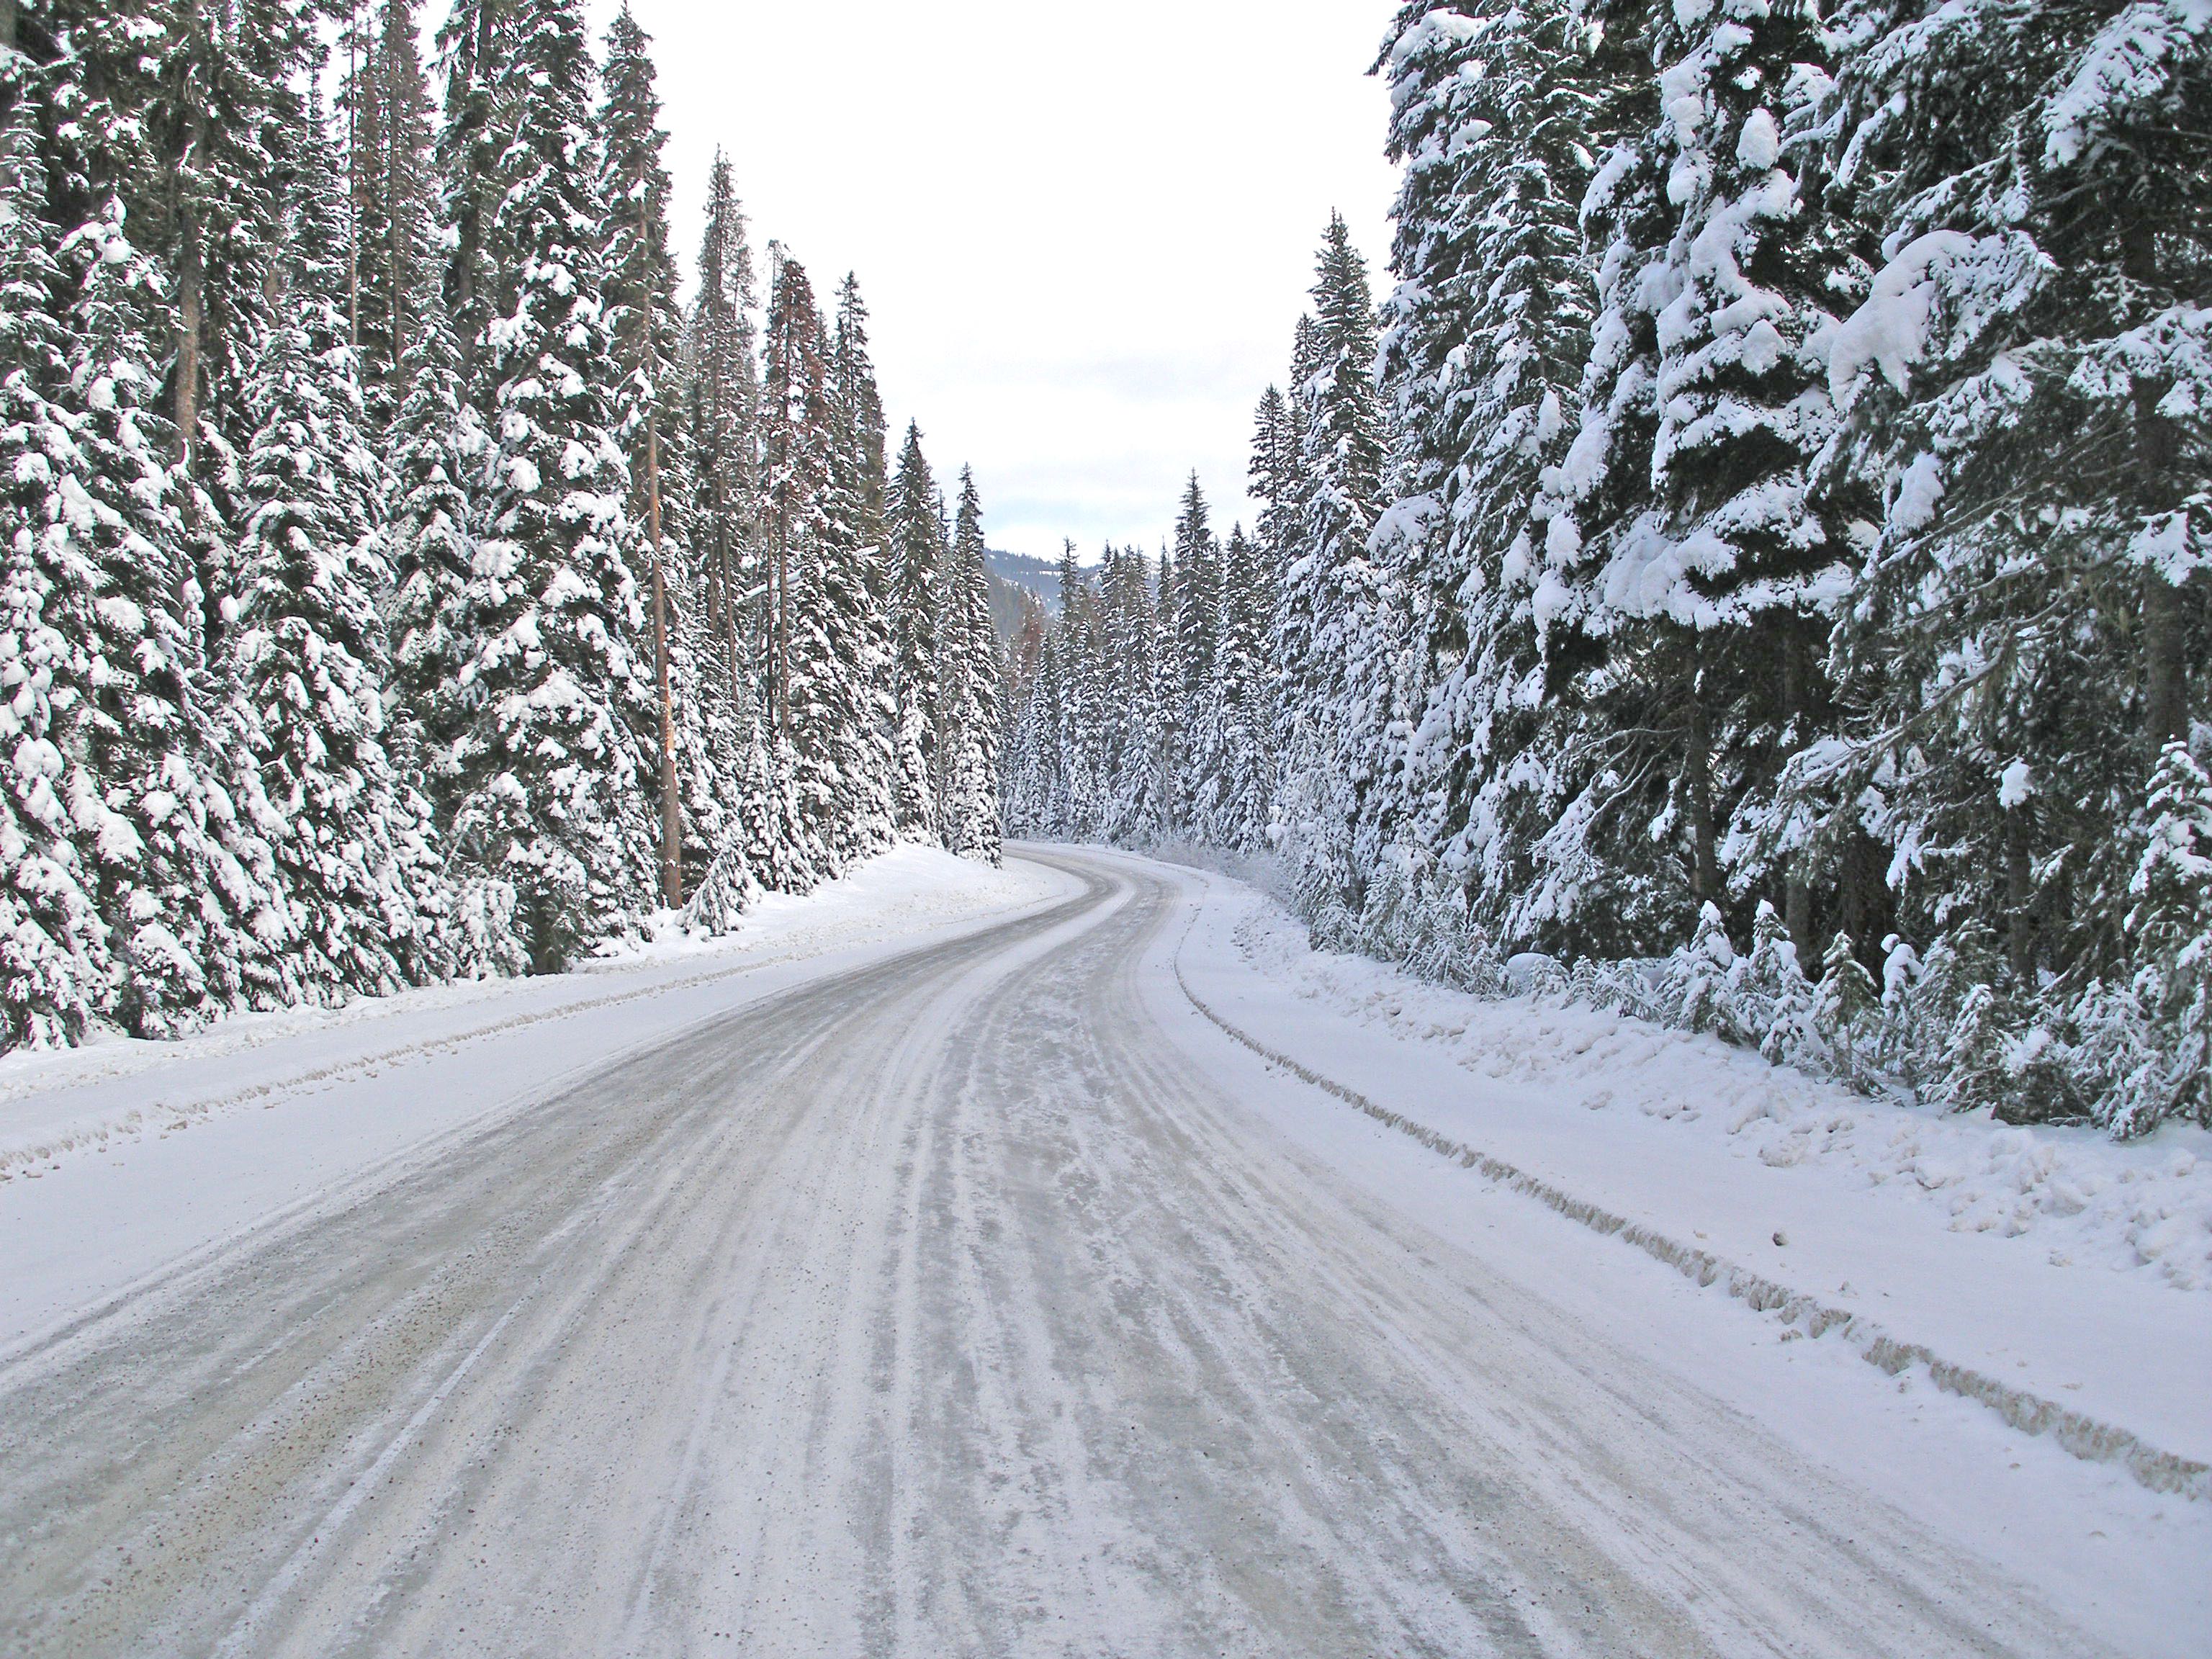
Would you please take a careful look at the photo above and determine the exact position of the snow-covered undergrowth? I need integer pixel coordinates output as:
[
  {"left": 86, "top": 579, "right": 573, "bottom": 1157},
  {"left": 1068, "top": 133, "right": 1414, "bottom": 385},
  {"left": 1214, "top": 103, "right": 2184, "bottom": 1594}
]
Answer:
[
  {"left": 1237, "top": 899, "right": 2212, "bottom": 1294},
  {"left": 0, "top": 848, "right": 1049, "bottom": 1184}
]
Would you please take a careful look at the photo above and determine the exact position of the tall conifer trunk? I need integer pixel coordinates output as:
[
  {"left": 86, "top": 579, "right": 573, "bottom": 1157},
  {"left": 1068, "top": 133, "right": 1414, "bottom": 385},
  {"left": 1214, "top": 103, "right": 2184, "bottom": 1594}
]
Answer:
[
  {"left": 1781, "top": 623, "right": 1814, "bottom": 952},
  {"left": 345, "top": 9, "right": 361, "bottom": 352},
  {"left": 1686, "top": 639, "right": 1718, "bottom": 907},
  {"left": 174, "top": 241, "right": 202, "bottom": 471},
  {"left": 647, "top": 410, "right": 681, "bottom": 907},
  {"left": 773, "top": 519, "right": 789, "bottom": 737},
  {"left": 2004, "top": 810, "right": 2036, "bottom": 981}
]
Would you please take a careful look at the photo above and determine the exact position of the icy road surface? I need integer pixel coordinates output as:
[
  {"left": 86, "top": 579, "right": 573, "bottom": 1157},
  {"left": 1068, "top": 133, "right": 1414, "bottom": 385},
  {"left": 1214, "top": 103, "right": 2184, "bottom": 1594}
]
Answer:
[{"left": 0, "top": 853, "right": 2130, "bottom": 1656}]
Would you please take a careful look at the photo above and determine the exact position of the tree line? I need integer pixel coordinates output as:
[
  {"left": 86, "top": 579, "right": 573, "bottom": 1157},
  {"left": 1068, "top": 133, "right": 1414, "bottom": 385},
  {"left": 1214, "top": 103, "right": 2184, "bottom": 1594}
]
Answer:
[
  {"left": 0, "top": 0, "right": 999, "bottom": 1051},
  {"left": 1004, "top": 0, "right": 2208, "bottom": 1135}
]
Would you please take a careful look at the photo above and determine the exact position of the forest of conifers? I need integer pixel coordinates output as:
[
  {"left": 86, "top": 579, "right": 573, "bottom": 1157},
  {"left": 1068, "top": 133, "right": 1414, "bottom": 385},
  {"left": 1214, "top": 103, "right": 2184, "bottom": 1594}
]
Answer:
[
  {"left": 1, "top": 0, "right": 2203, "bottom": 1139},
  {"left": 0, "top": 0, "right": 1002, "bottom": 1048},
  {"left": 1002, "top": 0, "right": 2210, "bottom": 1136}
]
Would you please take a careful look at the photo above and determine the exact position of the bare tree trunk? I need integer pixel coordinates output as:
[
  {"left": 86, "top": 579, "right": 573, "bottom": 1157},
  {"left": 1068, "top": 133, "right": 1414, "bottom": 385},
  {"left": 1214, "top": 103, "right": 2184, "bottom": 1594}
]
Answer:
[
  {"left": 175, "top": 240, "right": 202, "bottom": 473},
  {"left": 647, "top": 413, "right": 683, "bottom": 907},
  {"left": 1685, "top": 637, "right": 1719, "bottom": 907},
  {"left": 345, "top": 5, "right": 361, "bottom": 355},
  {"left": 448, "top": 0, "right": 497, "bottom": 372},
  {"left": 385, "top": 14, "right": 405, "bottom": 374},
  {"left": 719, "top": 539, "right": 742, "bottom": 709},
  {"left": 2144, "top": 572, "right": 2187, "bottom": 746},
  {"left": 2005, "top": 810, "right": 2035, "bottom": 982},
  {"left": 1779, "top": 621, "right": 1814, "bottom": 951},
  {"left": 773, "top": 508, "right": 791, "bottom": 739}
]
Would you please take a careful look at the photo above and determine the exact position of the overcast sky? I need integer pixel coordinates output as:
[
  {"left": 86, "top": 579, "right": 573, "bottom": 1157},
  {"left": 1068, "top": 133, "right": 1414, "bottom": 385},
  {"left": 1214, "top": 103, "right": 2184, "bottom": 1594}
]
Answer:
[{"left": 583, "top": 2, "right": 1403, "bottom": 560}]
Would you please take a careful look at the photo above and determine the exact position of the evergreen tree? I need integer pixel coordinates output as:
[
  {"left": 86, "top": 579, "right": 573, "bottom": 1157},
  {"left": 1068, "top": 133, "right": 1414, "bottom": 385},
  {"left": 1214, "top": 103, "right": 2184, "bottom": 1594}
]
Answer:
[
  {"left": 58, "top": 201, "right": 279, "bottom": 1033},
  {"left": 940, "top": 468, "right": 1002, "bottom": 860},
  {"left": 2121, "top": 742, "right": 2212, "bottom": 1130},
  {"left": 141, "top": 0, "right": 317, "bottom": 466},
  {"left": 1215, "top": 524, "right": 1276, "bottom": 851},
  {"left": 683, "top": 149, "right": 758, "bottom": 717},
  {"left": 446, "top": 0, "right": 656, "bottom": 971},
  {"left": 1364, "top": 0, "right": 1601, "bottom": 940},
  {"left": 599, "top": 1, "right": 690, "bottom": 906},
  {"left": 820, "top": 273, "right": 897, "bottom": 859},
  {"left": 760, "top": 253, "right": 874, "bottom": 871},
  {"left": 1785, "top": 0, "right": 2212, "bottom": 999},
  {"left": 887, "top": 421, "right": 943, "bottom": 840},
  {"left": 433, "top": 0, "right": 512, "bottom": 373},
  {"left": 0, "top": 104, "right": 109, "bottom": 1046},
  {"left": 385, "top": 279, "right": 482, "bottom": 814},
  {"left": 1170, "top": 475, "right": 1222, "bottom": 835},
  {"left": 227, "top": 306, "right": 431, "bottom": 1000},
  {"left": 1277, "top": 215, "right": 1390, "bottom": 912},
  {"left": 337, "top": 0, "right": 435, "bottom": 411},
  {"left": 759, "top": 251, "right": 829, "bottom": 749},
  {"left": 220, "top": 101, "right": 444, "bottom": 1000}
]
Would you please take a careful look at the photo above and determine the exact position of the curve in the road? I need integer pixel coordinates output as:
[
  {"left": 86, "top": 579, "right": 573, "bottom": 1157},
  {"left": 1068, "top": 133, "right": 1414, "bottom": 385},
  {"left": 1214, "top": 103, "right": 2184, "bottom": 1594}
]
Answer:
[{"left": 0, "top": 852, "right": 2110, "bottom": 1658}]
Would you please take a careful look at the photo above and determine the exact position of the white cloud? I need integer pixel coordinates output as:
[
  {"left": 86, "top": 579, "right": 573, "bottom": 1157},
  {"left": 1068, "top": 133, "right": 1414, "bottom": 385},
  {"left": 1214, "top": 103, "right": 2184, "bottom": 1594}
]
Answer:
[{"left": 595, "top": 1, "right": 1401, "bottom": 557}]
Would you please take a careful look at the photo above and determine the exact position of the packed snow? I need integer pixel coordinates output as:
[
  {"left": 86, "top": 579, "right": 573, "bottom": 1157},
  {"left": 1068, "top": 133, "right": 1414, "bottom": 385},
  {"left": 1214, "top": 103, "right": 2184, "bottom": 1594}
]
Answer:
[
  {"left": 3, "top": 846, "right": 2202, "bottom": 1657},
  {"left": 1153, "top": 849, "right": 2211, "bottom": 1485},
  {"left": 0, "top": 847, "right": 1074, "bottom": 1349}
]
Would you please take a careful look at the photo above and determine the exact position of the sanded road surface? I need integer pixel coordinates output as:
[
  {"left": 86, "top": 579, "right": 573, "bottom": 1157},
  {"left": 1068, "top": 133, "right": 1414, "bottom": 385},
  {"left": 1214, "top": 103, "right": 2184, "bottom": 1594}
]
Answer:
[{"left": 0, "top": 852, "right": 2108, "bottom": 1657}]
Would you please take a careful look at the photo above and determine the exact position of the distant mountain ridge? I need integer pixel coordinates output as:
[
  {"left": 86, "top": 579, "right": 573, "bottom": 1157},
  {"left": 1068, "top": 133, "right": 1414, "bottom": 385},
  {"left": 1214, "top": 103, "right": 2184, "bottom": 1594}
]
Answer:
[
  {"left": 984, "top": 548, "right": 1063, "bottom": 643},
  {"left": 985, "top": 549, "right": 1061, "bottom": 608}
]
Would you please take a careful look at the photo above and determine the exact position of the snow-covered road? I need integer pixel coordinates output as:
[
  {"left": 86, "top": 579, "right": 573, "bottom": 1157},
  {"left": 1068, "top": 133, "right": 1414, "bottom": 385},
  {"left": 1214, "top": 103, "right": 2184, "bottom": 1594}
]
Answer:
[{"left": 0, "top": 851, "right": 2170, "bottom": 1655}]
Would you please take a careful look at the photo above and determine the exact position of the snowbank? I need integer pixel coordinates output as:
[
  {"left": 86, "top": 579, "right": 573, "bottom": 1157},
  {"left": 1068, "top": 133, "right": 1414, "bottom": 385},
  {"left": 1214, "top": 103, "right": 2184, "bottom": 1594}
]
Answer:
[
  {"left": 0, "top": 848, "right": 1060, "bottom": 1187},
  {"left": 1166, "top": 859, "right": 2212, "bottom": 1491}
]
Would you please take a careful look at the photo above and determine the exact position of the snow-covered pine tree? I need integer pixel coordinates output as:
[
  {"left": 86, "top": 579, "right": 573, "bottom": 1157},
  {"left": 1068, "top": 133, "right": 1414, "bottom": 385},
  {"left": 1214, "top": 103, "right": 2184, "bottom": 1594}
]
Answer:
[
  {"left": 2121, "top": 742, "right": 2212, "bottom": 1130},
  {"left": 683, "top": 150, "right": 759, "bottom": 717},
  {"left": 1056, "top": 543, "right": 1105, "bottom": 838},
  {"left": 133, "top": 0, "right": 321, "bottom": 667},
  {"left": 337, "top": 0, "right": 435, "bottom": 415},
  {"left": 822, "top": 273, "right": 898, "bottom": 862},
  {"left": 1641, "top": 0, "right": 1863, "bottom": 947},
  {"left": 14, "top": 12, "right": 300, "bottom": 1038},
  {"left": 1170, "top": 475, "right": 1223, "bottom": 838},
  {"left": 1794, "top": 0, "right": 2210, "bottom": 1013},
  {"left": 759, "top": 251, "right": 871, "bottom": 874},
  {"left": 1001, "top": 559, "right": 1064, "bottom": 838},
  {"left": 1526, "top": 0, "right": 1866, "bottom": 958},
  {"left": 1215, "top": 524, "right": 1276, "bottom": 853},
  {"left": 225, "top": 153, "right": 438, "bottom": 1000},
  {"left": 1092, "top": 544, "right": 1159, "bottom": 841},
  {"left": 53, "top": 202, "right": 279, "bottom": 1034},
  {"left": 385, "top": 270, "right": 482, "bottom": 814},
  {"left": 1366, "top": 0, "right": 1603, "bottom": 943},
  {"left": 0, "top": 98, "right": 110, "bottom": 1046},
  {"left": 1277, "top": 215, "right": 1390, "bottom": 920},
  {"left": 940, "top": 468, "right": 1002, "bottom": 861},
  {"left": 433, "top": 0, "right": 511, "bottom": 378},
  {"left": 674, "top": 150, "right": 761, "bottom": 893},
  {"left": 1248, "top": 384, "right": 1300, "bottom": 576},
  {"left": 1245, "top": 382, "right": 1298, "bottom": 833},
  {"left": 886, "top": 421, "right": 943, "bottom": 840},
  {"left": 599, "top": 1, "right": 692, "bottom": 907},
  {"left": 1150, "top": 539, "right": 1178, "bottom": 835},
  {"left": 758, "top": 251, "right": 826, "bottom": 744},
  {"left": 1482, "top": 0, "right": 1675, "bottom": 958},
  {"left": 445, "top": 0, "right": 657, "bottom": 971},
  {"left": 827, "top": 276, "right": 889, "bottom": 541}
]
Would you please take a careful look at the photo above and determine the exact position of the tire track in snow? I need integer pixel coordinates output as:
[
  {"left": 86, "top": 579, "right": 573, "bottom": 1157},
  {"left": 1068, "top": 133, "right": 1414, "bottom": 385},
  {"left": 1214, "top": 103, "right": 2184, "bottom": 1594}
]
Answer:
[
  {"left": 0, "top": 853, "right": 2123, "bottom": 1657},
  {"left": 1160, "top": 864, "right": 2211, "bottom": 1503}
]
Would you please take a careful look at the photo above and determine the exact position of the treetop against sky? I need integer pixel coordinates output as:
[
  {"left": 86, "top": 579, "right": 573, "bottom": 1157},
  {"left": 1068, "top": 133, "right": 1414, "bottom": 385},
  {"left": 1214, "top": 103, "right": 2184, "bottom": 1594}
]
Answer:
[{"left": 583, "top": 0, "right": 1399, "bottom": 559}]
